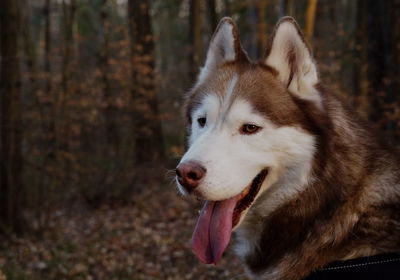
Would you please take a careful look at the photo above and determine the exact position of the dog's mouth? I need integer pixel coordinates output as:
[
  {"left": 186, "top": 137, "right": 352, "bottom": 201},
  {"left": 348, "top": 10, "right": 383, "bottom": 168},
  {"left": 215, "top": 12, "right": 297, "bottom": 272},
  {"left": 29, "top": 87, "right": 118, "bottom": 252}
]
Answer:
[
  {"left": 232, "top": 169, "right": 269, "bottom": 228},
  {"left": 191, "top": 168, "right": 268, "bottom": 265}
]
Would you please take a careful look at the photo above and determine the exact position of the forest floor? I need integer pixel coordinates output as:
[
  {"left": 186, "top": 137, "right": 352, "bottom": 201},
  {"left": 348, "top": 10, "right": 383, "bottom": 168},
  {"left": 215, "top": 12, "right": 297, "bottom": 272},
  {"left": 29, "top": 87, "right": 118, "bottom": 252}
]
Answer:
[{"left": 0, "top": 184, "right": 247, "bottom": 280}]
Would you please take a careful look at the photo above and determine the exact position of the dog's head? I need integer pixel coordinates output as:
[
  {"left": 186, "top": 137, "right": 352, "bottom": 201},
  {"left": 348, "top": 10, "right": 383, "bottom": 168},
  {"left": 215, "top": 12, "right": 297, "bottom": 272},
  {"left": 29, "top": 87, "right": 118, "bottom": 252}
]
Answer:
[{"left": 176, "top": 17, "right": 321, "bottom": 264}]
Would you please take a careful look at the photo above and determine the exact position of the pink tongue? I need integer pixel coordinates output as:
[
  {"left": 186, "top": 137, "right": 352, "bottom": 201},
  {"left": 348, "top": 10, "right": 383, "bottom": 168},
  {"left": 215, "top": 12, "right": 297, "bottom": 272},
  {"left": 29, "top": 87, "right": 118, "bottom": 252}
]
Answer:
[{"left": 191, "top": 195, "right": 239, "bottom": 264}]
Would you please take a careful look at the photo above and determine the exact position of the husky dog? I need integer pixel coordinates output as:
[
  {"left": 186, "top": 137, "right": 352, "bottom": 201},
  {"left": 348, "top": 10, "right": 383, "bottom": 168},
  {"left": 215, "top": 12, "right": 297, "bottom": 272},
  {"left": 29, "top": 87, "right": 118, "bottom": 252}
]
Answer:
[{"left": 175, "top": 17, "right": 400, "bottom": 280}]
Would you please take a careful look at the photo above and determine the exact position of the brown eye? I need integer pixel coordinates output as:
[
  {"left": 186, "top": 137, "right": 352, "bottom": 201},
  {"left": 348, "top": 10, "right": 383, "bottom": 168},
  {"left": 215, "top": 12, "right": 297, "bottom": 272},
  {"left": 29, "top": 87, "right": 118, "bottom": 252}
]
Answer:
[
  {"left": 197, "top": 117, "right": 206, "bottom": 127},
  {"left": 241, "top": 124, "right": 261, "bottom": 134}
]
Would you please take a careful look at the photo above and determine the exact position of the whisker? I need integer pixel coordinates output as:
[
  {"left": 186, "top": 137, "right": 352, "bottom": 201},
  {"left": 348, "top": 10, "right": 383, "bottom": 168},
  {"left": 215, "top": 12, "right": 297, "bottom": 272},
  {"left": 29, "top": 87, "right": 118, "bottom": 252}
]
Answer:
[
  {"left": 165, "top": 168, "right": 177, "bottom": 181},
  {"left": 168, "top": 177, "right": 178, "bottom": 187}
]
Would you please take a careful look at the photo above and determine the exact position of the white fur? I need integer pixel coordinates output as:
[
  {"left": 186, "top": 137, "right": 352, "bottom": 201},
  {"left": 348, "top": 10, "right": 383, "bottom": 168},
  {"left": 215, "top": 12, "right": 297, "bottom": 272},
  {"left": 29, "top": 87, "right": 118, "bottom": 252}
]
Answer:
[
  {"left": 197, "top": 19, "right": 236, "bottom": 83},
  {"left": 233, "top": 124, "right": 316, "bottom": 261},
  {"left": 265, "top": 21, "right": 322, "bottom": 109},
  {"left": 219, "top": 74, "right": 238, "bottom": 119},
  {"left": 179, "top": 75, "right": 316, "bottom": 208},
  {"left": 178, "top": 18, "right": 319, "bottom": 271}
]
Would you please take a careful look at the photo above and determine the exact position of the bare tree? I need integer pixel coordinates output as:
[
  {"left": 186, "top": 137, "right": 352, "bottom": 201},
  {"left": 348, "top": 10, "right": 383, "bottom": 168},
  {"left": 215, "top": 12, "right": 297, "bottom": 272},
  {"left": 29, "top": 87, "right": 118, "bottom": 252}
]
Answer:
[
  {"left": 0, "top": 0, "right": 24, "bottom": 234},
  {"left": 285, "top": 0, "right": 295, "bottom": 16},
  {"left": 128, "top": 0, "right": 165, "bottom": 166},
  {"left": 305, "top": 0, "right": 318, "bottom": 41},
  {"left": 43, "top": 0, "right": 55, "bottom": 163},
  {"left": 99, "top": 0, "right": 118, "bottom": 153},
  {"left": 54, "top": 0, "right": 76, "bottom": 186},
  {"left": 44, "top": 0, "right": 52, "bottom": 99},
  {"left": 256, "top": 0, "right": 267, "bottom": 56},
  {"left": 207, "top": 0, "right": 218, "bottom": 31},
  {"left": 364, "top": 0, "right": 400, "bottom": 141},
  {"left": 189, "top": 0, "right": 204, "bottom": 81}
]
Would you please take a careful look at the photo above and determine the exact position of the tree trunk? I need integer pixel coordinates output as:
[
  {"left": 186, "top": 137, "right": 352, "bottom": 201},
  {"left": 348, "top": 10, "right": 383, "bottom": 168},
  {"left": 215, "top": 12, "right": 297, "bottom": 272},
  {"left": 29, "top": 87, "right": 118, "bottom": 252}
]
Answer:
[
  {"left": 207, "top": 0, "right": 218, "bottom": 31},
  {"left": 189, "top": 0, "right": 203, "bottom": 82},
  {"left": 365, "top": 0, "right": 387, "bottom": 124},
  {"left": 387, "top": 0, "right": 400, "bottom": 141},
  {"left": 256, "top": 0, "right": 267, "bottom": 57},
  {"left": 43, "top": 0, "right": 55, "bottom": 162},
  {"left": 246, "top": 1, "right": 258, "bottom": 59},
  {"left": 223, "top": 0, "right": 231, "bottom": 16},
  {"left": 58, "top": 0, "right": 76, "bottom": 118},
  {"left": 285, "top": 0, "right": 295, "bottom": 16},
  {"left": 55, "top": 0, "right": 76, "bottom": 185},
  {"left": 38, "top": 0, "right": 54, "bottom": 231},
  {"left": 305, "top": 0, "right": 318, "bottom": 41},
  {"left": 128, "top": 0, "right": 164, "bottom": 166},
  {"left": 0, "top": 0, "right": 24, "bottom": 234},
  {"left": 362, "top": 0, "right": 400, "bottom": 141},
  {"left": 44, "top": 0, "right": 52, "bottom": 103},
  {"left": 351, "top": 0, "right": 368, "bottom": 114},
  {"left": 99, "top": 0, "right": 118, "bottom": 154},
  {"left": 21, "top": 7, "right": 37, "bottom": 90}
]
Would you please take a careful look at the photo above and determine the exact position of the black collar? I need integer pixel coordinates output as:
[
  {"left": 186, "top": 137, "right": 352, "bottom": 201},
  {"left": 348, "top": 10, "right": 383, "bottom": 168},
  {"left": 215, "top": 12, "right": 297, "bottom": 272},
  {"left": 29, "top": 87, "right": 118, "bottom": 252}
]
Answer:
[{"left": 304, "top": 253, "right": 400, "bottom": 280}]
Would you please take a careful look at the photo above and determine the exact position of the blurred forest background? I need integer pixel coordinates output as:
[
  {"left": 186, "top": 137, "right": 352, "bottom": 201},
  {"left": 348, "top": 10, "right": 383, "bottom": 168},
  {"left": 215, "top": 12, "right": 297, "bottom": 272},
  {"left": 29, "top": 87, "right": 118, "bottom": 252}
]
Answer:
[{"left": 0, "top": 0, "right": 399, "bottom": 279}]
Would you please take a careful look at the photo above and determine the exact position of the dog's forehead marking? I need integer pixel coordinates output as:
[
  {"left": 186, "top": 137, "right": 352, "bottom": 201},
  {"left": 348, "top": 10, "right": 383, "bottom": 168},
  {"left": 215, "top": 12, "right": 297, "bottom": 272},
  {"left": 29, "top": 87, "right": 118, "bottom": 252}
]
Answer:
[
  {"left": 195, "top": 72, "right": 264, "bottom": 129},
  {"left": 185, "top": 66, "right": 235, "bottom": 123},
  {"left": 191, "top": 70, "right": 241, "bottom": 120},
  {"left": 218, "top": 74, "right": 239, "bottom": 124}
]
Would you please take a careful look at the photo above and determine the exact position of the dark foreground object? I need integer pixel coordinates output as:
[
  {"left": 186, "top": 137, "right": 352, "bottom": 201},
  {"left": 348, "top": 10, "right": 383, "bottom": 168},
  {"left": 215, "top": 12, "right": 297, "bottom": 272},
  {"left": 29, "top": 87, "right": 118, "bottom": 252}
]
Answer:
[{"left": 304, "top": 253, "right": 400, "bottom": 280}]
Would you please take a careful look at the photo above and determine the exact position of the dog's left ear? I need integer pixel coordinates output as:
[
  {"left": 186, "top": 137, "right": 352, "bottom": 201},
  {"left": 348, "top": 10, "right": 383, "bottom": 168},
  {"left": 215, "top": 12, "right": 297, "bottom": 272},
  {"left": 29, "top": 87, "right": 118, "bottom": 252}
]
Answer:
[{"left": 264, "top": 17, "right": 321, "bottom": 108}]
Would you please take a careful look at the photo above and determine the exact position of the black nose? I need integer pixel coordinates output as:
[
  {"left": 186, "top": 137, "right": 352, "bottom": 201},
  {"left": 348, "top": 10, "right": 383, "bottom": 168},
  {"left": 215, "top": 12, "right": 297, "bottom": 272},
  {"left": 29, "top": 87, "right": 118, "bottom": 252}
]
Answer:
[{"left": 176, "top": 161, "right": 206, "bottom": 192}]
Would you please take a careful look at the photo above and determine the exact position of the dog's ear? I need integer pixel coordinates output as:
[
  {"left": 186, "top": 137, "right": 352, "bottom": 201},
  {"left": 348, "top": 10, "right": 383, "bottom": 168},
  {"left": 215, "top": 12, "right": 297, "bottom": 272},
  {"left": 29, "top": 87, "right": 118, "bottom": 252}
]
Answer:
[
  {"left": 264, "top": 17, "right": 321, "bottom": 108},
  {"left": 197, "top": 17, "right": 248, "bottom": 83}
]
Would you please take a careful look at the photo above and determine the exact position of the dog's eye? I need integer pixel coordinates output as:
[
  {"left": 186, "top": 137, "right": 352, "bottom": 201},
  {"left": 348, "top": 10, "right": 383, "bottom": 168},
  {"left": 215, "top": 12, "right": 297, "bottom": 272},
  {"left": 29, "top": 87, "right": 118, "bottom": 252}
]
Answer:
[
  {"left": 240, "top": 124, "right": 261, "bottom": 134},
  {"left": 197, "top": 117, "right": 206, "bottom": 127}
]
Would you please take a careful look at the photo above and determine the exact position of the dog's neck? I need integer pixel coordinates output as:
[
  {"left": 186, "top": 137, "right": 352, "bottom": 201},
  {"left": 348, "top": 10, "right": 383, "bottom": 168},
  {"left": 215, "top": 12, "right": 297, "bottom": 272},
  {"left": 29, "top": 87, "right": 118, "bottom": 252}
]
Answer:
[{"left": 233, "top": 93, "right": 400, "bottom": 280}]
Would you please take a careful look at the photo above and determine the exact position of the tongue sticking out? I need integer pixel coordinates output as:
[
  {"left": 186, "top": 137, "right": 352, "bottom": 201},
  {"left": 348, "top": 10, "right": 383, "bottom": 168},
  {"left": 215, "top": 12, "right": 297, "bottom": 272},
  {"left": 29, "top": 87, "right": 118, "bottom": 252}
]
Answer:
[{"left": 191, "top": 195, "right": 240, "bottom": 264}]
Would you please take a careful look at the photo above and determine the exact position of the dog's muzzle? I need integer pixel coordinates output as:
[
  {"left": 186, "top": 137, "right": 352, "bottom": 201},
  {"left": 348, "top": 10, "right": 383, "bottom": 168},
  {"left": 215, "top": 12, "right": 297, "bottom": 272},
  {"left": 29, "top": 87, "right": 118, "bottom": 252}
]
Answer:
[{"left": 176, "top": 161, "right": 206, "bottom": 192}]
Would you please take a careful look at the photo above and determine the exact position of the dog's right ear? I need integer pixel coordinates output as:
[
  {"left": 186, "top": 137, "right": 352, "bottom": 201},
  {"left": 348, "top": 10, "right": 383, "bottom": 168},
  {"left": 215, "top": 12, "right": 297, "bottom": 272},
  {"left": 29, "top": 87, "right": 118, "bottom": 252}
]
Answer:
[{"left": 197, "top": 17, "right": 248, "bottom": 83}]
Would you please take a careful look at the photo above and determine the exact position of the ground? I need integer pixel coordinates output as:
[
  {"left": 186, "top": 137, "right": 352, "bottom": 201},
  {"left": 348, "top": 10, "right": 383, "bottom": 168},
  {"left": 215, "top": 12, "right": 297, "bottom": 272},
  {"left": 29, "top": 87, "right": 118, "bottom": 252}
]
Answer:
[{"left": 0, "top": 185, "right": 247, "bottom": 280}]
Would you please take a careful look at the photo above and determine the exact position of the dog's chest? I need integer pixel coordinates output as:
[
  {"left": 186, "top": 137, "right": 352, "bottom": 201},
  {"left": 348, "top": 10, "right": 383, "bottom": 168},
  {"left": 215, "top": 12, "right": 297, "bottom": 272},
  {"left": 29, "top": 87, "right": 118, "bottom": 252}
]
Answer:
[{"left": 232, "top": 212, "right": 264, "bottom": 261}]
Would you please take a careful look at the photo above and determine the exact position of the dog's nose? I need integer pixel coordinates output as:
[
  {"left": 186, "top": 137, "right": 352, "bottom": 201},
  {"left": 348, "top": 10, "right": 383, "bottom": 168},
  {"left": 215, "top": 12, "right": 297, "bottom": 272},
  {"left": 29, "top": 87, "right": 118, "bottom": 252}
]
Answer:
[{"left": 176, "top": 161, "right": 206, "bottom": 192}]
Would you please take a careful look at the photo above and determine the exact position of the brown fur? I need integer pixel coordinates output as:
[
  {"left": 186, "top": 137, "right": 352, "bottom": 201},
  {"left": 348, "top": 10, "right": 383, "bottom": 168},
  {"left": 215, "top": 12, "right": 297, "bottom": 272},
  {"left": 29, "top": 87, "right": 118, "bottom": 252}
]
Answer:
[
  {"left": 183, "top": 17, "right": 400, "bottom": 280},
  {"left": 243, "top": 85, "right": 400, "bottom": 279}
]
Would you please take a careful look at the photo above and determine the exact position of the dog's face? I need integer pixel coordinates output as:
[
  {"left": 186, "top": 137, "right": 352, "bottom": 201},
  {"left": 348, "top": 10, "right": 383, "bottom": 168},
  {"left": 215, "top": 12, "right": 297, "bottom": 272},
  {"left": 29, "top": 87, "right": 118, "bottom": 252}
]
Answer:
[
  {"left": 176, "top": 17, "right": 320, "bottom": 264},
  {"left": 180, "top": 67, "right": 315, "bottom": 201}
]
